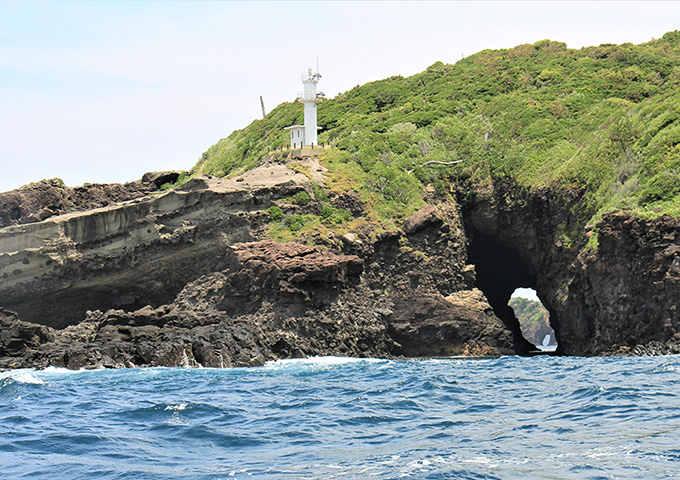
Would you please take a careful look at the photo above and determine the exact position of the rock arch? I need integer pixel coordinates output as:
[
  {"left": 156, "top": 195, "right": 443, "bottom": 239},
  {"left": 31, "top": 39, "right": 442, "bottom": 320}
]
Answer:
[
  {"left": 467, "top": 229, "right": 557, "bottom": 355},
  {"left": 460, "top": 180, "right": 680, "bottom": 356}
]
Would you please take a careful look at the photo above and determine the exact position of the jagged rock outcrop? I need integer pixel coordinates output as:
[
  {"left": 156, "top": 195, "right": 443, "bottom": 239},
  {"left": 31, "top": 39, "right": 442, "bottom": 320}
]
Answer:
[
  {"left": 0, "top": 174, "right": 184, "bottom": 228},
  {"left": 0, "top": 160, "right": 517, "bottom": 369},
  {"left": 0, "top": 308, "right": 54, "bottom": 358},
  {"left": 0, "top": 237, "right": 512, "bottom": 369},
  {"left": 461, "top": 179, "right": 680, "bottom": 356},
  {"left": 4, "top": 159, "right": 679, "bottom": 365},
  {"left": 0, "top": 165, "right": 312, "bottom": 328},
  {"left": 569, "top": 212, "right": 680, "bottom": 355},
  {"left": 388, "top": 289, "right": 513, "bottom": 357}
]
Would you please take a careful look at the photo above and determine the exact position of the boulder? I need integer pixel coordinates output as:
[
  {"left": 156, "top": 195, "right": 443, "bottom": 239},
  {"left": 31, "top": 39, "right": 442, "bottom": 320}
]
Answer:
[{"left": 402, "top": 205, "right": 442, "bottom": 234}]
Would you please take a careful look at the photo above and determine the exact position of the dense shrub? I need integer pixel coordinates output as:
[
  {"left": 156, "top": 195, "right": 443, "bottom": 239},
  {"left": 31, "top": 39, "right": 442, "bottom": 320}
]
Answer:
[{"left": 195, "top": 31, "right": 680, "bottom": 231}]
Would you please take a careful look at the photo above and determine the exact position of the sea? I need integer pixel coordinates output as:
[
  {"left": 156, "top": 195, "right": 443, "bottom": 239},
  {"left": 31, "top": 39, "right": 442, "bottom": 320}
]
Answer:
[{"left": 1, "top": 355, "right": 679, "bottom": 480}]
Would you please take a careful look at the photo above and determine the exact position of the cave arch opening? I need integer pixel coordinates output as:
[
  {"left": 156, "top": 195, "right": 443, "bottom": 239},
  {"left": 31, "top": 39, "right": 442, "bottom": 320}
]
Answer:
[
  {"left": 467, "top": 231, "right": 559, "bottom": 355},
  {"left": 510, "top": 288, "right": 558, "bottom": 352}
]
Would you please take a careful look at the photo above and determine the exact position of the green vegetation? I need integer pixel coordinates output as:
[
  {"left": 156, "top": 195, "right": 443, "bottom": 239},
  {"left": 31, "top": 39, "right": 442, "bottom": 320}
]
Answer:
[
  {"left": 196, "top": 31, "right": 680, "bottom": 242},
  {"left": 266, "top": 183, "right": 354, "bottom": 239},
  {"left": 160, "top": 171, "right": 192, "bottom": 191},
  {"left": 267, "top": 205, "right": 284, "bottom": 222}
]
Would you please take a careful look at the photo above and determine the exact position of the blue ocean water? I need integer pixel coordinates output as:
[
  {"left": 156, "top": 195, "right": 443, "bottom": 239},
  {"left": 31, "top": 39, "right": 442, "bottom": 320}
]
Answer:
[{"left": 1, "top": 356, "right": 679, "bottom": 480}]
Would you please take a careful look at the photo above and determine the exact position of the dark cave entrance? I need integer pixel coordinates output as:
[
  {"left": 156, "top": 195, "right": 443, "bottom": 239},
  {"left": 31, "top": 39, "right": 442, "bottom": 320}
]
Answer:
[{"left": 467, "top": 231, "right": 559, "bottom": 355}]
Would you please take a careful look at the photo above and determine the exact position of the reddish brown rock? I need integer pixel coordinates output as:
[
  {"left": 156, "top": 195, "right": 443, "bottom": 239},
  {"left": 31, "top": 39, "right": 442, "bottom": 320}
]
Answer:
[
  {"left": 227, "top": 239, "right": 363, "bottom": 287},
  {"left": 0, "top": 170, "right": 521, "bottom": 370}
]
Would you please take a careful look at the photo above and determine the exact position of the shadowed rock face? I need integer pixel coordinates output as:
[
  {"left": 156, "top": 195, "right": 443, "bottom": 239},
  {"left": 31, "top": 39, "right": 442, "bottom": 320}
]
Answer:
[
  {"left": 387, "top": 289, "right": 514, "bottom": 357},
  {"left": 4, "top": 160, "right": 678, "bottom": 368},
  {"left": 0, "top": 176, "right": 178, "bottom": 228},
  {"left": 566, "top": 212, "right": 680, "bottom": 355},
  {"left": 0, "top": 236, "right": 512, "bottom": 370},
  {"left": 467, "top": 232, "right": 537, "bottom": 355},
  {"left": 461, "top": 180, "right": 680, "bottom": 356},
  {"left": 0, "top": 170, "right": 311, "bottom": 329}
]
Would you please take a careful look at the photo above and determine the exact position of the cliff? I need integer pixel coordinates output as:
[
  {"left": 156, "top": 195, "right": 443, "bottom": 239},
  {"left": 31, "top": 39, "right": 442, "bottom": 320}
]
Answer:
[
  {"left": 3, "top": 156, "right": 680, "bottom": 368},
  {"left": 461, "top": 180, "right": 680, "bottom": 356},
  {"left": 0, "top": 166, "right": 307, "bottom": 330},
  {"left": 0, "top": 158, "right": 513, "bottom": 369},
  {"left": 182, "top": 32, "right": 680, "bottom": 358}
]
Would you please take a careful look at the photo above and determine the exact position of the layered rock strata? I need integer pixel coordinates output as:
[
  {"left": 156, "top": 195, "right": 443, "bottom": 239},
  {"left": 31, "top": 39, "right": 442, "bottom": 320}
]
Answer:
[
  {"left": 0, "top": 172, "right": 182, "bottom": 228},
  {"left": 7, "top": 158, "right": 678, "bottom": 365},
  {"left": 0, "top": 166, "right": 312, "bottom": 329},
  {"left": 0, "top": 237, "right": 512, "bottom": 370},
  {"left": 0, "top": 162, "right": 514, "bottom": 369}
]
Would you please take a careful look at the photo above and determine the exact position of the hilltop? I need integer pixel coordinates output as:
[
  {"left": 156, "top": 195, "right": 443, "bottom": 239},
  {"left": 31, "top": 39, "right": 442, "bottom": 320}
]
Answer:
[
  {"left": 198, "top": 31, "right": 680, "bottom": 242},
  {"left": 191, "top": 30, "right": 680, "bottom": 356}
]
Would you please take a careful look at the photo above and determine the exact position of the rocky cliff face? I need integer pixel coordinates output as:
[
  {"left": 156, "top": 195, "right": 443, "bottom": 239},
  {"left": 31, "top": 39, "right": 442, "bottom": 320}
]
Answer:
[
  {"left": 0, "top": 165, "right": 311, "bottom": 329},
  {"left": 0, "top": 234, "right": 512, "bottom": 369},
  {"left": 570, "top": 212, "right": 680, "bottom": 355},
  {"left": 0, "top": 160, "right": 514, "bottom": 369},
  {"left": 0, "top": 172, "right": 182, "bottom": 228},
  {"left": 460, "top": 179, "right": 680, "bottom": 356},
  {"left": 3, "top": 158, "right": 677, "bottom": 369}
]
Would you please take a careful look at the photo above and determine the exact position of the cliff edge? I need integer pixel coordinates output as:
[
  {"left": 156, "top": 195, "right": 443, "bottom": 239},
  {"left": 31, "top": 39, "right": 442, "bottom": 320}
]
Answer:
[{"left": 0, "top": 159, "right": 514, "bottom": 369}]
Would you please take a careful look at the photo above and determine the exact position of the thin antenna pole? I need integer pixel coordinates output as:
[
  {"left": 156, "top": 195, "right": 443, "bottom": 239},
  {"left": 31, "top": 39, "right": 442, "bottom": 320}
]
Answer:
[{"left": 260, "top": 95, "right": 266, "bottom": 118}]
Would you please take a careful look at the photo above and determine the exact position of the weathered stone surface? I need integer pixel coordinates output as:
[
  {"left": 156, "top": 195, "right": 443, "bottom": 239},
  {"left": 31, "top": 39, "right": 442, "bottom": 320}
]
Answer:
[
  {"left": 329, "top": 191, "right": 365, "bottom": 216},
  {"left": 0, "top": 175, "right": 176, "bottom": 228},
  {"left": 569, "top": 212, "right": 680, "bottom": 355},
  {"left": 462, "top": 179, "right": 680, "bottom": 356},
  {"left": 388, "top": 289, "right": 513, "bottom": 357},
  {"left": 141, "top": 171, "right": 181, "bottom": 189},
  {"left": 402, "top": 204, "right": 442, "bottom": 234},
  {"left": 0, "top": 177, "right": 517, "bottom": 369},
  {"left": 0, "top": 167, "right": 312, "bottom": 328},
  {"left": 0, "top": 240, "right": 408, "bottom": 369},
  {"left": 0, "top": 308, "right": 54, "bottom": 357}
]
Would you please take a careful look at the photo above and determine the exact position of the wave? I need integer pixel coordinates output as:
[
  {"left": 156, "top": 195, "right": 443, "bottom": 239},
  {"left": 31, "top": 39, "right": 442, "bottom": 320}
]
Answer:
[
  {"left": 0, "top": 369, "right": 45, "bottom": 385},
  {"left": 265, "top": 355, "right": 384, "bottom": 367},
  {"left": 1, "top": 356, "right": 680, "bottom": 479}
]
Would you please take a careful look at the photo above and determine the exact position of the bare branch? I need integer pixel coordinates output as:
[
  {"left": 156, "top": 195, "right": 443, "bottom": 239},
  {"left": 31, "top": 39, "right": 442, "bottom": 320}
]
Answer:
[{"left": 417, "top": 159, "right": 463, "bottom": 168}]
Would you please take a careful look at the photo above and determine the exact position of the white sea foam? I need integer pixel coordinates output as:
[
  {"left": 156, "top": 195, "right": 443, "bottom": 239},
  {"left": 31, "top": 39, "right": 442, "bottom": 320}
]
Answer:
[
  {"left": 41, "top": 366, "right": 83, "bottom": 375},
  {"left": 265, "top": 356, "right": 383, "bottom": 367},
  {"left": 0, "top": 370, "right": 45, "bottom": 384}
]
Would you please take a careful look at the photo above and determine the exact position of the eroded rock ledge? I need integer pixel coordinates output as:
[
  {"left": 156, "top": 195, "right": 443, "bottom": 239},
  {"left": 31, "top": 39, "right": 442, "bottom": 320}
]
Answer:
[
  {"left": 0, "top": 172, "right": 182, "bottom": 228},
  {"left": 0, "top": 239, "right": 512, "bottom": 369},
  {"left": 6, "top": 161, "right": 678, "bottom": 368},
  {"left": 0, "top": 160, "right": 516, "bottom": 369},
  {"left": 0, "top": 168, "right": 312, "bottom": 329}
]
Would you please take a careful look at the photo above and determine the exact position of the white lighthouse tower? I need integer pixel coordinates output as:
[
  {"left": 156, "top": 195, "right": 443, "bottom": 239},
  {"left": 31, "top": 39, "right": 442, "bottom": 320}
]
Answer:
[{"left": 285, "top": 68, "right": 324, "bottom": 148}]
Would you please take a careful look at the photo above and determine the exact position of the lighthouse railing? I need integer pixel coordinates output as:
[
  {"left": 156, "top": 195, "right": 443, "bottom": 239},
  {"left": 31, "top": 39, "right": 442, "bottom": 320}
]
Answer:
[{"left": 297, "top": 91, "right": 325, "bottom": 101}]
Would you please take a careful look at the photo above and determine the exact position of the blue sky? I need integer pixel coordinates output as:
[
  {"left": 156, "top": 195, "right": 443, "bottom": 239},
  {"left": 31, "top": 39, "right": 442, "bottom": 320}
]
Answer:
[{"left": 1, "top": 1, "right": 679, "bottom": 191}]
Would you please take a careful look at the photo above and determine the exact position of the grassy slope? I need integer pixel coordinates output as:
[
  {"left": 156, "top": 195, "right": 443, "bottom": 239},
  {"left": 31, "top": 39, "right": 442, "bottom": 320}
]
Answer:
[{"left": 195, "top": 31, "right": 680, "bottom": 241}]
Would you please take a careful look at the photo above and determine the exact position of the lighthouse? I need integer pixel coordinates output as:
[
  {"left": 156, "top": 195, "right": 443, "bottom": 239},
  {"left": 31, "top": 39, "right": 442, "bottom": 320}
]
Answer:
[{"left": 285, "top": 68, "right": 324, "bottom": 148}]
